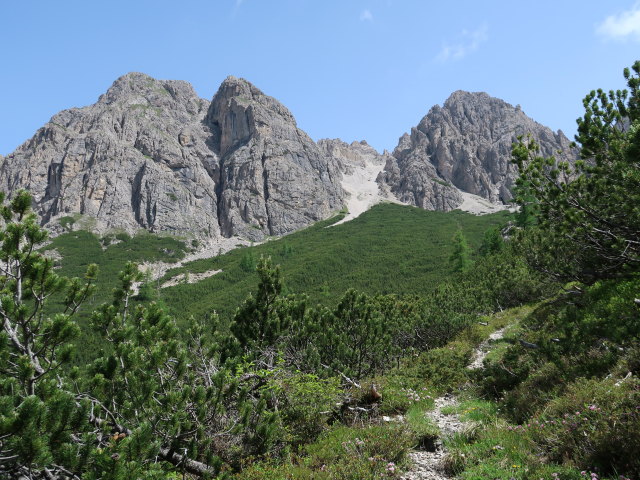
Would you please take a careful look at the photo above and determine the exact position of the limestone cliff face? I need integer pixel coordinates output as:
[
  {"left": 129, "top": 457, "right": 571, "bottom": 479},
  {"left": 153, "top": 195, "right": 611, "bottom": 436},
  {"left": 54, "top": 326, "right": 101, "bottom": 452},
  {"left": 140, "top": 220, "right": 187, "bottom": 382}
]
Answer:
[
  {"left": 0, "top": 73, "right": 343, "bottom": 240},
  {"left": 206, "top": 77, "right": 343, "bottom": 239},
  {"left": 379, "top": 91, "right": 577, "bottom": 209},
  {"left": 1, "top": 73, "right": 218, "bottom": 237}
]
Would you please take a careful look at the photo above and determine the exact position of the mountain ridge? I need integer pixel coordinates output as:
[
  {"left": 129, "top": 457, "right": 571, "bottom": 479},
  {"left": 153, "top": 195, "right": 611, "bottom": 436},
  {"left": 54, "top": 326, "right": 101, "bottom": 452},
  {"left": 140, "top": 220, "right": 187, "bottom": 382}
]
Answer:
[
  {"left": 0, "top": 72, "right": 577, "bottom": 244},
  {"left": 0, "top": 72, "right": 343, "bottom": 243}
]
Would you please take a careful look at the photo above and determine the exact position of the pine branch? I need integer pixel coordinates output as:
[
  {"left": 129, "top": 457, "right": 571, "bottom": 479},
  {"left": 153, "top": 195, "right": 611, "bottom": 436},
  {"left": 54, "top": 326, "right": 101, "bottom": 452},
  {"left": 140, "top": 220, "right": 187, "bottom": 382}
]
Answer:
[{"left": 83, "top": 395, "right": 217, "bottom": 477}]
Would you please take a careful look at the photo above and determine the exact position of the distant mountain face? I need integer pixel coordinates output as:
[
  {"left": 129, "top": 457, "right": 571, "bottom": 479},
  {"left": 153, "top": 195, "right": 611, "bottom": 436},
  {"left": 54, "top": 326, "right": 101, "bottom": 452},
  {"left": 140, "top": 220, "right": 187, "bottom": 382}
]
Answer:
[
  {"left": 0, "top": 73, "right": 343, "bottom": 241},
  {"left": 0, "top": 75, "right": 576, "bottom": 242},
  {"left": 379, "top": 91, "right": 577, "bottom": 209}
]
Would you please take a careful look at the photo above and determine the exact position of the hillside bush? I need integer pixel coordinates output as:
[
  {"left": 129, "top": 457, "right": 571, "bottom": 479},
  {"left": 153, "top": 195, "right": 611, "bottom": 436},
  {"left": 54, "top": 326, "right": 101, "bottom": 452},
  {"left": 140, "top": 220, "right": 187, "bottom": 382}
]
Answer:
[
  {"left": 398, "top": 341, "right": 474, "bottom": 394},
  {"left": 305, "top": 425, "right": 412, "bottom": 478},
  {"left": 531, "top": 377, "right": 640, "bottom": 477},
  {"left": 480, "top": 277, "right": 640, "bottom": 421},
  {"left": 260, "top": 369, "right": 341, "bottom": 447}
]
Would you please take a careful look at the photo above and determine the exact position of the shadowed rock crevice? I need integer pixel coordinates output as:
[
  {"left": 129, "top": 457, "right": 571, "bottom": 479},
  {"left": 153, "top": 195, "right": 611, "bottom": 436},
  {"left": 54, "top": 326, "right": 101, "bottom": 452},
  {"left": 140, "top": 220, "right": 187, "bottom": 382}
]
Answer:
[
  {"left": 131, "top": 163, "right": 146, "bottom": 227},
  {"left": 261, "top": 154, "right": 273, "bottom": 236}
]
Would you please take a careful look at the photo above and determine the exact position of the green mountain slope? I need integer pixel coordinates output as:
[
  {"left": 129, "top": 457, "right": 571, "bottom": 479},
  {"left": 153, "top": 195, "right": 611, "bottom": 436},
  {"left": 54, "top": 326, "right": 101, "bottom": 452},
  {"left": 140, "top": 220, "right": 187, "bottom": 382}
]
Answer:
[
  {"left": 46, "top": 203, "right": 511, "bottom": 321},
  {"left": 158, "top": 204, "right": 512, "bottom": 319},
  {"left": 45, "top": 230, "right": 188, "bottom": 305}
]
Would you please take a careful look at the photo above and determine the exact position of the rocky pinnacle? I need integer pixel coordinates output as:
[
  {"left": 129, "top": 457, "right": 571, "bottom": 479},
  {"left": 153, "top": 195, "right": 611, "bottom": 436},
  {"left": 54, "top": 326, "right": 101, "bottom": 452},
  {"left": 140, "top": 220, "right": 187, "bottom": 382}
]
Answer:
[{"left": 379, "top": 91, "right": 578, "bottom": 210}]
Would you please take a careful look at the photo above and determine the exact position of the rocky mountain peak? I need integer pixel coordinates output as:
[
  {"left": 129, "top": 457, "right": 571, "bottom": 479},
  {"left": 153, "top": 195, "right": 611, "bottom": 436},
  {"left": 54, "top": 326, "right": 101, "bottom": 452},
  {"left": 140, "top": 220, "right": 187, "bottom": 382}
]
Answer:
[
  {"left": 207, "top": 77, "right": 297, "bottom": 156},
  {"left": 210, "top": 76, "right": 294, "bottom": 121},
  {"left": 444, "top": 89, "right": 493, "bottom": 104},
  {"left": 204, "top": 77, "right": 343, "bottom": 238},
  {"left": 215, "top": 75, "right": 264, "bottom": 100},
  {"left": 435, "top": 90, "right": 568, "bottom": 144},
  {"left": 96, "top": 72, "right": 205, "bottom": 118},
  {"left": 382, "top": 90, "right": 577, "bottom": 207},
  {"left": 98, "top": 72, "right": 156, "bottom": 102}
]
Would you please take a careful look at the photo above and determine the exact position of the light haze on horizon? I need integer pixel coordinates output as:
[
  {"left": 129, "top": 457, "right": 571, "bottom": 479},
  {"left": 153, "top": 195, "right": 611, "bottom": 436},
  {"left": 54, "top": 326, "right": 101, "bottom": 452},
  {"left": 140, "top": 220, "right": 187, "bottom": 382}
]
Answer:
[{"left": 1, "top": 0, "right": 640, "bottom": 156}]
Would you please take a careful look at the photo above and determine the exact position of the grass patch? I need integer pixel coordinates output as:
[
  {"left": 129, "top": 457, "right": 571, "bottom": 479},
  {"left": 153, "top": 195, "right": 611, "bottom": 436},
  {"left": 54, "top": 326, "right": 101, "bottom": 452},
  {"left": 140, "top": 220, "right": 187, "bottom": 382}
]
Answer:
[
  {"left": 433, "top": 178, "right": 452, "bottom": 187},
  {"left": 440, "top": 398, "right": 498, "bottom": 423},
  {"left": 405, "top": 341, "right": 474, "bottom": 393},
  {"left": 235, "top": 424, "right": 412, "bottom": 479},
  {"left": 405, "top": 404, "right": 439, "bottom": 450},
  {"left": 373, "top": 374, "right": 436, "bottom": 415},
  {"left": 441, "top": 400, "right": 571, "bottom": 479}
]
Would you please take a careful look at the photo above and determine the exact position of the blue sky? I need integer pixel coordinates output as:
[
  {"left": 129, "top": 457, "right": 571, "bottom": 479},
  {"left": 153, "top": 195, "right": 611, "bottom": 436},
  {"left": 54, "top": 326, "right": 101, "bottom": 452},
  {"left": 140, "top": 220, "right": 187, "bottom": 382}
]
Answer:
[{"left": 1, "top": 0, "right": 639, "bottom": 155}]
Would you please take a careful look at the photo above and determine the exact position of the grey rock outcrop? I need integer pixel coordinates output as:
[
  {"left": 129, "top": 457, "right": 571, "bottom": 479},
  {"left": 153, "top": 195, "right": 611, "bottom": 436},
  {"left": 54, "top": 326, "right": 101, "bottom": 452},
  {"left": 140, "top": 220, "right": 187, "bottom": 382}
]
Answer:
[
  {"left": 379, "top": 91, "right": 577, "bottom": 209},
  {"left": 378, "top": 148, "right": 463, "bottom": 211},
  {"left": 0, "top": 73, "right": 343, "bottom": 241},
  {"left": 2, "top": 73, "right": 218, "bottom": 238},
  {"left": 317, "top": 139, "right": 387, "bottom": 172}
]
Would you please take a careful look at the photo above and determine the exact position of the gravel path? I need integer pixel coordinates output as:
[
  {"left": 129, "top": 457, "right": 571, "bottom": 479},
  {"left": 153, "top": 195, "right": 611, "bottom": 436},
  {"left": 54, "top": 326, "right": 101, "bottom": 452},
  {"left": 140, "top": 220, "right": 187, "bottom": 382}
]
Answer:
[
  {"left": 400, "top": 394, "right": 464, "bottom": 480},
  {"left": 400, "top": 327, "right": 507, "bottom": 480},
  {"left": 467, "top": 327, "right": 507, "bottom": 371},
  {"left": 161, "top": 269, "right": 222, "bottom": 288}
]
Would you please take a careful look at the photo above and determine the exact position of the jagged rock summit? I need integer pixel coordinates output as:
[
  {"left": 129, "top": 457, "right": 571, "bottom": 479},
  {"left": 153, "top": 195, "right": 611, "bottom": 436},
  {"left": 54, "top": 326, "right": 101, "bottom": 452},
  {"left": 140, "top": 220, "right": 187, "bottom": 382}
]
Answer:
[
  {"left": 379, "top": 90, "right": 577, "bottom": 210},
  {"left": 2, "top": 72, "right": 217, "bottom": 237},
  {"left": 0, "top": 73, "right": 343, "bottom": 241}
]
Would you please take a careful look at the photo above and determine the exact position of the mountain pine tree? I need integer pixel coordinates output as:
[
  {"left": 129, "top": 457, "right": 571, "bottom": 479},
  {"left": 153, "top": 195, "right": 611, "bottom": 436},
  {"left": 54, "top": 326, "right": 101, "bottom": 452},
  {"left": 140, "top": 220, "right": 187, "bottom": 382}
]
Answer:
[
  {"left": 0, "top": 190, "right": 98, "bottom": 478},
  {"left": 0, "top": 192, "right": 282, "bottom": 478},
  {"left": 449, "top": 230, "right": 472, "bottom": 273},
  {"left": 512, "top": 61, "right": 640, "bottom": 283}
]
